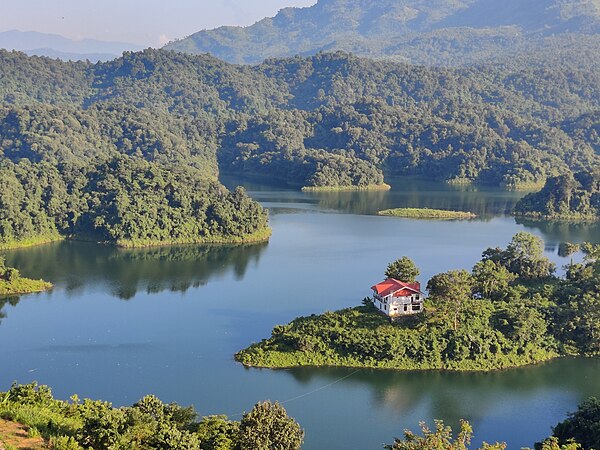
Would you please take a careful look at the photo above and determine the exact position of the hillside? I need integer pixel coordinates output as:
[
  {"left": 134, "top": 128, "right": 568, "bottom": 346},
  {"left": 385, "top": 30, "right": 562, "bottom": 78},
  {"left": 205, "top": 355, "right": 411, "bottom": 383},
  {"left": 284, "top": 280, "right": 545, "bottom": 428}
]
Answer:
[
  {"left": 1, "top": 48, "right": 600, "bottom": 191},
  {"left": 164, "top": 0, "right": 600, "bottom": 65},
  {"left": 514, "top": 170, "right": 600, "bottom": 220}
]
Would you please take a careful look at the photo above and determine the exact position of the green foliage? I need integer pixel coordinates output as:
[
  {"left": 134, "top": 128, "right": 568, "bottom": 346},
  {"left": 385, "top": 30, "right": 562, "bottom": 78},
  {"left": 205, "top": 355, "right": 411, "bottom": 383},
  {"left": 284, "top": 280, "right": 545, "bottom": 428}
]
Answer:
[
  {"left": 515, "top": 171, "right": 600, "bottom": 220},
  {"left": 237, "top": 233, "right": 597, "bottom": 371},
  {"left": 427, "top": 270, "right": 474, "bottom": 331},
  {"left": 0, "top": 256, "right": 53, "bottom": 295},
  {"left": 2, "top": 48, "right": 600, "bottom": 203},
  {"left": 196, "top": 415, "right": 240, "bottom": 450},
  {"left": 0, "top": 383, "right": 302, "bottom": 450},
  {"left": 385, "top": 257, "right": 420, "bottom": 282},
  {"left": 0, "top": 155, "right": 269, "bottom": 249},
  {"left": 378, "top": 209, "right": 477, "bottom": 220},
  {"left": 549, "top": 398, "right": 600, "bottom": 450},
  {"left": 385, "top": 420, "right": 506, "bottom": 450},
  {"left": 482, "top": 233, "right": 555, "bottom": 280},
  {"left": 239, "top": 401, "right": 304, "bottom": 450}
]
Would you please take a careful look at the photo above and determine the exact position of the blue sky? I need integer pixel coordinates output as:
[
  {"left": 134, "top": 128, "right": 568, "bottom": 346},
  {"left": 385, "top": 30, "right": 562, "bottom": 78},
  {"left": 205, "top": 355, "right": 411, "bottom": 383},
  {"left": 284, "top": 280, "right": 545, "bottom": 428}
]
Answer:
[{"left": 0, "top": 0, "right": 317, "bottom": 46}]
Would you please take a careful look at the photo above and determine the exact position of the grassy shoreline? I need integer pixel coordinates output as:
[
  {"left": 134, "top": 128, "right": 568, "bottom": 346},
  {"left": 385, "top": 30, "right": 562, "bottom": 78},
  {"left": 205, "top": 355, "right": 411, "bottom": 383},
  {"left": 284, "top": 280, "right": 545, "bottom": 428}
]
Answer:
[
  {"left": 0, "top": 278, "right": 53, "bottom": 296},
  {"left": 301, "top": 183, "right": 391, "bottom": 192},
  {"left": 1, "top": 227, "right": 272, "bottom": 251},
  {"left": 114, "top": 226, "right": 272, "bottom": 248},
  {"left": 0, "top": 235, "right": 64, "bottom": 251},
  {"left": 235, "top": 306, "right": 560, "bottom": 372},
  {"left": 378, "top": 208, "right": 478, "bottom": 220}
]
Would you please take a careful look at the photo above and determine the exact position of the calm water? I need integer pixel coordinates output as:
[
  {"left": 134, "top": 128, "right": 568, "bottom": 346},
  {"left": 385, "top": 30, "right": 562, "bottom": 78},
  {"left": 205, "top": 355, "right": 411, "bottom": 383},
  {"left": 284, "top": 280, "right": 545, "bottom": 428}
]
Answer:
[{"left": 2, "top": 177, "right": 600, "bottom": 449}]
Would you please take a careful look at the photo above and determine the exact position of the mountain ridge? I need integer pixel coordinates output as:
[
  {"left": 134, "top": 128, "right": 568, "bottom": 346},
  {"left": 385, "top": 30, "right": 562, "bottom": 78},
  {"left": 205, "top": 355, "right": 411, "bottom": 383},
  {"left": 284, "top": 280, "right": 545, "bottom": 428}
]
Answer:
[
  {"left": 0, "top": 30, "right": 143, "bottom": 62},
  {"left": 165, "top": 0, "right": 600, "bottom": 64}
]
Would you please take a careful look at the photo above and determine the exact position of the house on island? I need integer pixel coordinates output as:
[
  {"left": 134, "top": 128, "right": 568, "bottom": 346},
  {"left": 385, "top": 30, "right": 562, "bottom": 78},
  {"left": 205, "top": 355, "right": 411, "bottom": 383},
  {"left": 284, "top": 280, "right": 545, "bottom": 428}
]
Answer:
[{"left": 371, "top": 278, "right": 425, "bottom": 318}]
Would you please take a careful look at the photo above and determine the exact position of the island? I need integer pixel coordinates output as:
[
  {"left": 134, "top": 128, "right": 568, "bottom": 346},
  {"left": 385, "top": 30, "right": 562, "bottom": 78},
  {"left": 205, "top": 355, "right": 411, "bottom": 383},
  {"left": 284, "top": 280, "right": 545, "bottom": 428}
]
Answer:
[
  {"left": 0, "top": 257, "right": 52, "bottom": 295},
  {"left": 378, "top": 208, "right": 477, "bottom": 220},
  {"left": 236, "top": 233, "right": 599, "bottom": 371},
  {"left": 302, "top": 183, "right": 391, "bottom": 192},
  {"left": 514, "top": 170, "right": 600, "bottom": 221}
]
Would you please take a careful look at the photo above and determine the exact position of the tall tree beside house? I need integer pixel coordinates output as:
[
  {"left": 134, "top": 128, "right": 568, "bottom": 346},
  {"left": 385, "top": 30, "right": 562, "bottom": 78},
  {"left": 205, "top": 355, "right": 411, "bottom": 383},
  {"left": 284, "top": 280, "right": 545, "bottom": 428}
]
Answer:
[
  {"left": 427, "top": 269, "right": 475, "bottom": 331},
  {"left": 385, "top": 257, "right": 420, "bottom": 282}
]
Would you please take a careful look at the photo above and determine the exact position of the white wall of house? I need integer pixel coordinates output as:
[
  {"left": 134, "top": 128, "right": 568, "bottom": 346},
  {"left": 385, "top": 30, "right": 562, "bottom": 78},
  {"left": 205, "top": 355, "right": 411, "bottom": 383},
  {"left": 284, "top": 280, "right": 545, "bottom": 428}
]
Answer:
[{"left": 372, "top": 292, "right": 423, "bottom": 317}]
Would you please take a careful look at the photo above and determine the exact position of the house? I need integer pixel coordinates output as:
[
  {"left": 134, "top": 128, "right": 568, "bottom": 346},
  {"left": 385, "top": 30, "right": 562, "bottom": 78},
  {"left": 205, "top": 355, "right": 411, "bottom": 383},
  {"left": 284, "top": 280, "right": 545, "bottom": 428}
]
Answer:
[{"left": 371, "top": 278, "right": 425, "bottom": 318}]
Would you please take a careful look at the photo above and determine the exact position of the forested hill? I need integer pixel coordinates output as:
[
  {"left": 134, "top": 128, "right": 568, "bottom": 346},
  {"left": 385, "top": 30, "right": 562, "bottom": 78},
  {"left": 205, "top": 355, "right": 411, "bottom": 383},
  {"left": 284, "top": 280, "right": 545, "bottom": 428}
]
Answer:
[
  {"left": 2, "top": 48, "right": 600, "bottom": 191},
  {"left": 164, "top": 0, "right": 600, "bottom": 65}
]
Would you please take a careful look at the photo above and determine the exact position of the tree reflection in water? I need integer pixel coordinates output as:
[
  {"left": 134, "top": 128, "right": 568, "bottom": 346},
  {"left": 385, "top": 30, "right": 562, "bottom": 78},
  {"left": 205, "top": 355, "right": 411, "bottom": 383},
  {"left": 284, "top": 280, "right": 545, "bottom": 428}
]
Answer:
[{"left": 3, "top": 241, "right": 268, "bottom": 301}]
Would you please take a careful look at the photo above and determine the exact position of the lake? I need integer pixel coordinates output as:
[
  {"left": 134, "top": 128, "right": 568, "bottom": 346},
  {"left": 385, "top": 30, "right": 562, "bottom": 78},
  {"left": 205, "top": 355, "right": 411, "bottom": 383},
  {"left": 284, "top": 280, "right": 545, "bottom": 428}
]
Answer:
[{"left": 2, "top": 177, "right": 599, "bottom": 449}]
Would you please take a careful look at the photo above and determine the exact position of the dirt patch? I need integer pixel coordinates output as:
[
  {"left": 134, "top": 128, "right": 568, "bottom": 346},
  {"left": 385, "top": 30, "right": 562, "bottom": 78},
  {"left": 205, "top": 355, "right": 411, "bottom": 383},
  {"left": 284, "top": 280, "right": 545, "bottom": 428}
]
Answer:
[{"left": 0, "top": 419, "right": 46, "bottom": 449}]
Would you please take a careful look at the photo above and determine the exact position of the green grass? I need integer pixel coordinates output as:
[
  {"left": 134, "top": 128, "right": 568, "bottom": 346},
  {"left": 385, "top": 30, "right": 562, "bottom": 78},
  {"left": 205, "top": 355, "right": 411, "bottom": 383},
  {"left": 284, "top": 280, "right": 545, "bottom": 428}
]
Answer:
[
  {"left": 0, "top": 278, "right": 53, "bottom": 296},
  {"left": 114, "top": 226, "right": 272, "bottom": 248},
  {"left": 0, "top": 234, "right": 63, "bottom": 250},
  {"left": 378, "top": 208, "right": 477, "bottom": 220},
  {"left": 301, "top": 183, "right": 391, "bottom": 192}
]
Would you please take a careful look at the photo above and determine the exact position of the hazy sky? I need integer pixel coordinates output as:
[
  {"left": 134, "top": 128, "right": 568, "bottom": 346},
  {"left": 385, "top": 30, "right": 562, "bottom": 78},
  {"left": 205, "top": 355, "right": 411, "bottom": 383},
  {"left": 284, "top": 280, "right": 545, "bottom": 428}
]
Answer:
[{"left": 0, "top": 0, "right": 317, "bottom": 46}]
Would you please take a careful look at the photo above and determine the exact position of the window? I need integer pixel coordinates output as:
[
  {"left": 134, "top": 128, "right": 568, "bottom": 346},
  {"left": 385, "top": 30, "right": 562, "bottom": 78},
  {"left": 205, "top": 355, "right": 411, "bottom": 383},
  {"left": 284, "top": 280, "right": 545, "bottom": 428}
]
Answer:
[{"left": 404, "top": 305, "right": 408, "bottom": 312}]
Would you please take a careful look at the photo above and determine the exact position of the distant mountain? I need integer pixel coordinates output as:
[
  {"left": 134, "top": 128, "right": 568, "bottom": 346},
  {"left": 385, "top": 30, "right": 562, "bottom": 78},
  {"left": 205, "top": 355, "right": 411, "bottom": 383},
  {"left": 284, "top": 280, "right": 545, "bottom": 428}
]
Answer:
[
  {"left": 0, "top": 30, "right": 143, "bottom": 61},
  {"left": 165, "top": 0, "right": 600, "bottom": 64}
]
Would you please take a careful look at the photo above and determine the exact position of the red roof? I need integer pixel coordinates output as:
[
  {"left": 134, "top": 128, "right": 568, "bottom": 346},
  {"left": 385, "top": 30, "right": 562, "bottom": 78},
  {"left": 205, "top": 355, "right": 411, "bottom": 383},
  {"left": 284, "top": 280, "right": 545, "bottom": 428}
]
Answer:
[{"left": 371, "top": 278, "right": 422, "bottom": 297}]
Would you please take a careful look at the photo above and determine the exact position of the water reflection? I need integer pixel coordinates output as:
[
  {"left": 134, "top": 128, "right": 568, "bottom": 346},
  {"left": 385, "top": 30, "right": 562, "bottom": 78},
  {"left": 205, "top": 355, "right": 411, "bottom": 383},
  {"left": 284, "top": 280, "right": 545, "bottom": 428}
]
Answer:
[
  {"left": 222, "top": 174, "right": 526, "bottom": 218},
  {"left": 285, "top": 357, "right": 600, "bottom": 430},
  {"left": 516, "top": 218, "right": 600, "bottom": 244},
  {"left": 4, "top": 241, "right": 268, "bottom": 300},
  {"left": 0, "top": 296, "right": 20, "bottom": 324}
]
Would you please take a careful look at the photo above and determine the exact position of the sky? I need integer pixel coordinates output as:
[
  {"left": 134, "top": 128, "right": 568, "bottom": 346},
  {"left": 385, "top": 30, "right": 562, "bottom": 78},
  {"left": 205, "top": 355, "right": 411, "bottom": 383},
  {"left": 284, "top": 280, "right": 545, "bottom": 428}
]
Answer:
[{"left": 0, "top": 0, "right": 317, "bottom": 47}]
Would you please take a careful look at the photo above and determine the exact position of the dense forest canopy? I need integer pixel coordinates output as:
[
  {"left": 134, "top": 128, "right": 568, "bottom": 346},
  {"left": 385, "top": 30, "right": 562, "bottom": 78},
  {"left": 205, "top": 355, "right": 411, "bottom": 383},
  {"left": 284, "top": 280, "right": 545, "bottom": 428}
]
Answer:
[
  {"left": 515, "top": 170, "right": 600, "bottom": 220},
  {"left": 1, "top": 48, "right": 600, "bottom": 188},
  {"left": 1, "top": 47, "right": 600, "bottom": 245}
]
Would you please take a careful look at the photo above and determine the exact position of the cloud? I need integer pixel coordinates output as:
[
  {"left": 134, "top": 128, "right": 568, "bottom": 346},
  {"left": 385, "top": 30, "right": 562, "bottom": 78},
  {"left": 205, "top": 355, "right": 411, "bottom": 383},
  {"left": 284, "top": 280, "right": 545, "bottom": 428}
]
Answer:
[{"left": 157, "top": 34, "right": 170, "bottom": 47}]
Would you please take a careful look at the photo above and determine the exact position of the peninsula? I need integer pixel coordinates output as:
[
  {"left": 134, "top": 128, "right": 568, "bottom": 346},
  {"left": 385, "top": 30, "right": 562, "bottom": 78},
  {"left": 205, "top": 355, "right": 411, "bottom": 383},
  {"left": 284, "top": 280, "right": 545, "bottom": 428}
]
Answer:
[
  {"left": 514, "top": 170, "right": 600, "bottom": 221},
  {"left": 0, "top": 257, "right": 52, "bottom": 295},
  {"left": 237, "top": 233, "right": 600, "bottom": 371}
]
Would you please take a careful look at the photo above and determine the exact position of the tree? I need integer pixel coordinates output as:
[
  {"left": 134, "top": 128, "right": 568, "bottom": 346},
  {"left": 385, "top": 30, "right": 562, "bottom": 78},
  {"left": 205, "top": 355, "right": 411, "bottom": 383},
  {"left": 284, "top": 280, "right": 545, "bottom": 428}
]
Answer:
[
  {"left": 427, "top": 270, "right": 474, "bottom": 331},
  {"left": 472, "top": 259, "right": 516, "bottom": 300},
  {"left": 503, "top": 232, "right": 556, "bottom": 279},
  {"left": 385, "top": 257, "right": 420, "bottom": 282},
  {"left": 385, "top": 420, "right": 506, "bottom": 450},
  {"left": 196, "top": 415, "right": 240, "bottom": 450},
  {"left": 239, "top": 401, "right": 304, "bottom": 450},
  {"left": 550, "top": 397, "right": 600, "bottom": 450}
]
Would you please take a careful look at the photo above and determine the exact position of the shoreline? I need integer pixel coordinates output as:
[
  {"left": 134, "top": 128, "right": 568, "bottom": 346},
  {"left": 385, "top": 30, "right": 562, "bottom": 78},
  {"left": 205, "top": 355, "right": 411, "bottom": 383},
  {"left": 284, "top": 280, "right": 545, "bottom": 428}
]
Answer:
[
  {"left": 0, "top": 235, "right": 64, "bottom": 251},
  {"left": 1, "top": 227, "right": 272, "bottom": 251},
  {"left": 235, "top": 354, "right": 564, "bottom": 373},
  {"left": 514, "top": 213, "right": 599, "bottom": 222},
  {"left": 0, "top": 279, "right": 53, "bottom": 296},
  {"left": 234, "top": 349, "right": 560, "bottom": 373}
]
